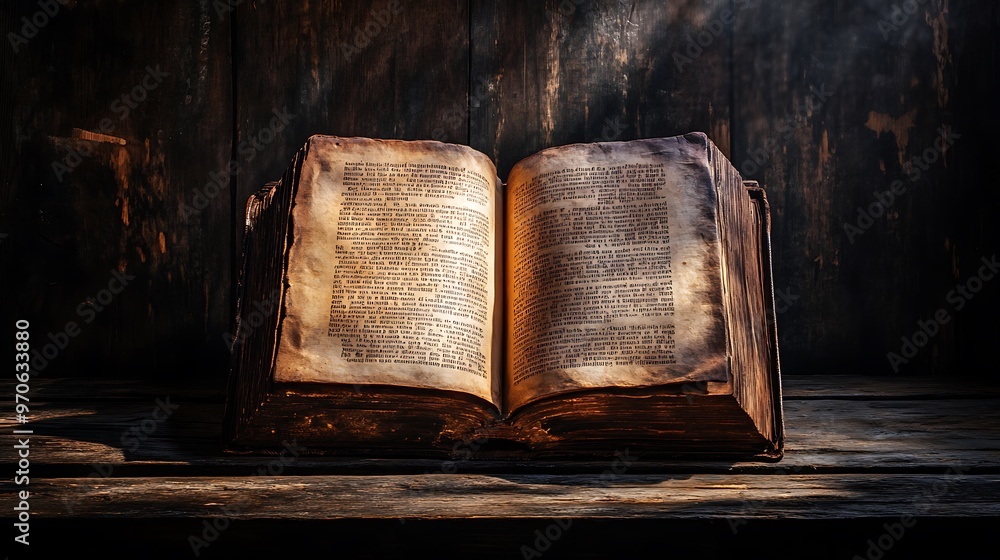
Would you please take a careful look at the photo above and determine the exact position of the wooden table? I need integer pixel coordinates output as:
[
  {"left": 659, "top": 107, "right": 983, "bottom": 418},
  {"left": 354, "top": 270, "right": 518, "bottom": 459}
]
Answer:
[{"left": 3, "top": 375, "right": 998, "bottom": 558}]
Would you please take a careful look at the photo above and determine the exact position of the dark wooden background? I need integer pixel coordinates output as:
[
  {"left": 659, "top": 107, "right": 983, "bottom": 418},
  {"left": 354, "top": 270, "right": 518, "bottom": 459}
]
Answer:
[{"left": 3, "top": 0, "right": 998, "bottom": 381}]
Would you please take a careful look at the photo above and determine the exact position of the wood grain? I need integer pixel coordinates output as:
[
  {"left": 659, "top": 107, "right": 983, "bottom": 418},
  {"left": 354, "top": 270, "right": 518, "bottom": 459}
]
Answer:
[
  {"left": 470, "top": 0, "right": 734, "bottom": 178},
  {"left": 5, "top": 0, "right": 233, "bottom": 378},
  {"left": 1, "top": 375, "right": 997, "bottom": 558},
  {"left": 16, "top": 472, "right": 998, "bottom": 519},
  {"left": 733, "top": 0, "right": 1000, "bottom": 377}
]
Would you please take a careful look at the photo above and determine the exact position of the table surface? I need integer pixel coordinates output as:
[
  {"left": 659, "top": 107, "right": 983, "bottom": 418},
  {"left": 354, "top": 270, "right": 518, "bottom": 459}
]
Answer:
[{"left": 3, "top": 374, "right": 998, "bottom": 557}]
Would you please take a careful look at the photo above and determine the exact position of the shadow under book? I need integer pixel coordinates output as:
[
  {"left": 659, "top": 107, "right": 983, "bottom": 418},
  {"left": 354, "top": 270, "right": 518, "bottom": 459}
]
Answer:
[{"left": 223, "top": 133, "right": 783, "bottom": 460}]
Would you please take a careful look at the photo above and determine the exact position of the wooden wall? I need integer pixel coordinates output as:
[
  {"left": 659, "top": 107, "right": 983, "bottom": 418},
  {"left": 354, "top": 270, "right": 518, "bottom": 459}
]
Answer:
[
  {"left": 4, "top": 1, "right": 233, "bottom": 379},
  {"left": 4, "top": 0, "right": 997, "bottom": 379}
]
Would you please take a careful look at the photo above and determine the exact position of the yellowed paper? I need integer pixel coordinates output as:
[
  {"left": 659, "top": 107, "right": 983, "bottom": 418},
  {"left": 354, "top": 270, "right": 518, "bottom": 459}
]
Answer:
[
  {"left": 505, "top": 135, "right": 729, "bottom": 411},
  {"left": 274, "top": 136, "right": 501, "bottom": 408}
]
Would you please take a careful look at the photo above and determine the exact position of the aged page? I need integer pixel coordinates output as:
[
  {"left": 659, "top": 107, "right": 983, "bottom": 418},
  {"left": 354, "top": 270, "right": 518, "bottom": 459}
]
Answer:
[
  {"left": 506, "top": 134, "right": 729, "bottom": 411},
  {"left": 274, "top": 136, "right": 502, "bottom": 408}
]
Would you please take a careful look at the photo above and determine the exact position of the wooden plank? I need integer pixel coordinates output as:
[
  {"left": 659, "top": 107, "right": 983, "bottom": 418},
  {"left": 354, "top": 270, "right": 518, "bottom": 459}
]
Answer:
[
  {"left": 15, "top": 473, "right": 997, "bottom": 519},
  {"left": 4, "top": 397, "right": 998, "bottom": 473},
  {"left": 733, "top": 0, "right": 1000, "bottom": 378},
  {"left": 5, "top": 1, "right": 233, "bottom": 378},
  {"left": 782, "top": 375, "right": 1000, "bottom": 399},
  {"left": 782, "top": 398, "right": 1000, "bottom": 469},
  {"left": 470, "top": 0, "right": 734, "bottom": 178}
]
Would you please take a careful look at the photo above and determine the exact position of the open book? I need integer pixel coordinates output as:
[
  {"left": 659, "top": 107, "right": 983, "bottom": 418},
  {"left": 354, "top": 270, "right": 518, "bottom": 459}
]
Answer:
[{"left": 223, "top": 133, "right": 783, "bottom": 459}]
